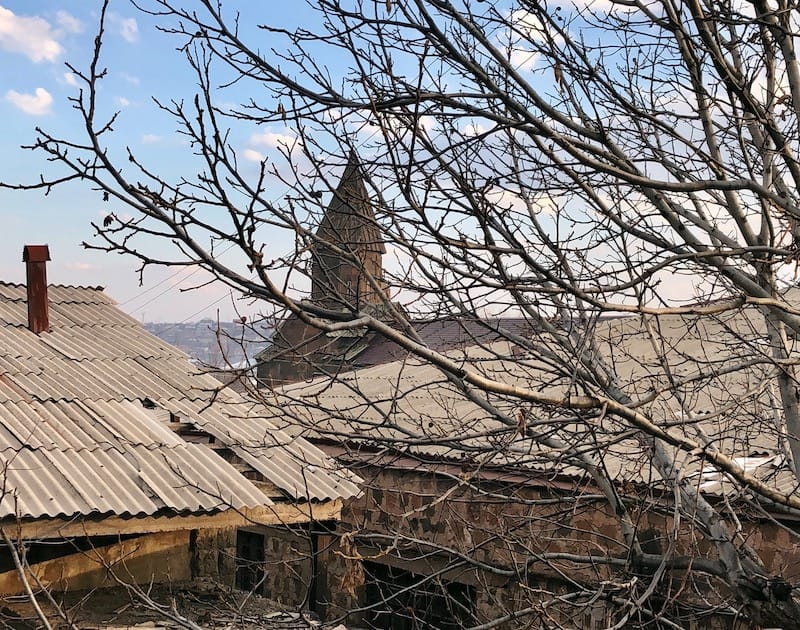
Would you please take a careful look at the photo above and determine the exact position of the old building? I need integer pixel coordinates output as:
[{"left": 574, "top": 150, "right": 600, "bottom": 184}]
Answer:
[
  {"left": 272, "top": 334, "right": 800, "bottom": 627},
  {"left": 255, "top": 152, "right": 532, "bottom": 385},
  {"left": 251, "top": 157, "right": 800, "bottom": 628},
  {"left": 0, "top": 245, "right": 361, "bottom": 600},
  {"left": 256, "top": 151, "right": 396, "bottom": 385}
]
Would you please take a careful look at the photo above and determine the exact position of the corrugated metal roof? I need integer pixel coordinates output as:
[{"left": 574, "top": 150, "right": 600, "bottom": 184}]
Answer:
[
  {"left": 158, "top": 397, "right": 361, "bottom": 502},
  {"left": 267, "top": 308, "right": 800, "bottom": 497},
  {"left": 0, "top": 281, "right": 360, "bottom": 523},
  {"left": 0, "top": 444, "right": 271, "bottom": 519}
]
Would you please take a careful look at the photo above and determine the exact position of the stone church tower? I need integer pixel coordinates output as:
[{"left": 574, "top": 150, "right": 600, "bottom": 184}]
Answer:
[
  {"left": 255, "top": 152, "right": 393, "bottom": 384},
  {"left": 254, "top": 151, "right": 527, "bottom": 386},
  {"left": 310, "top": 151, "right": 388, "bottom": 310}
]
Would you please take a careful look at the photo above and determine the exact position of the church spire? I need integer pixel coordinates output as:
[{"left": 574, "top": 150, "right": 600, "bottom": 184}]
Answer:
[{"left": 310, "top": 151, "right": 387, "bottom": 309}]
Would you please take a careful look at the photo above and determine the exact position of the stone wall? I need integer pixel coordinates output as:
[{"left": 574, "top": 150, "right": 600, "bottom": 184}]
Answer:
[
  {"left": 194, "top": 526, "right": 238, "bottom": 584},
  {"left": 194, "top": 524, "right": 318, "bottom": 610},
  {"left": 305, "top": 463, "right": 800, "bottom": 629},
  {"left": 186, "top": 465, "right": 800, "bottom": 628},
  {"left": 259, "top": 525, "right": 314, "bottom": 606}
]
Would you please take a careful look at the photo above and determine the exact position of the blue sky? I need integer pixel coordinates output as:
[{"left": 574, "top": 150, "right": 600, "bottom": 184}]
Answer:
[
  {"left": 1, "top": 1, "right": 688, "bottom": 322},
  {"left": 0, "top": 1, "right": 314, "bottom": 322}
]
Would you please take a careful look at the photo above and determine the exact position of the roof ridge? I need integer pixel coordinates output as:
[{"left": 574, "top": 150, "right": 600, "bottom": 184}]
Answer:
[{"left": 0, "top": 281, "right": 106, "bottom": 291}]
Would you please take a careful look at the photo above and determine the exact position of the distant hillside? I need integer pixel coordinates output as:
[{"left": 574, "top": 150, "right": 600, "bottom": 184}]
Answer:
[{"left": 145, "top": 319, "right": 272, "bottom": 368}]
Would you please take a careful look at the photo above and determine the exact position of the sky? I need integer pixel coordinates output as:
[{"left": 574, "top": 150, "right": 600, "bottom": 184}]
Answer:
[
  {"left": 0, "top": 1, "right": 717, "bottom": 324},
  {"left": 0, "top": 1, "right": 316, "bottom": 323}
]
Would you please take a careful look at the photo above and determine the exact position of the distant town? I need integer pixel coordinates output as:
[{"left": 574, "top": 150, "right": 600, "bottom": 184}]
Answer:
[{"left": 144, "top": 318, "right": 272, "bottom": 368}]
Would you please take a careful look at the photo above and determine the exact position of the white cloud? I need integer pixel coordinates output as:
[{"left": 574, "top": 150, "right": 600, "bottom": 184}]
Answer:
[
  {"left": 243, "top": 148, "right": 265, "bottom": 162},
  {"left": 116, "top": 96, "right": 130, "bottom": 107},
  {"left": 120, "top": 18, "right": 138, "bottom": 42},
  {"left": 65, "top": 261, "right": 94, "bottom": 271},
  {"left": 485, "top": 188, "right": 563, "bottom": 216},
  {"left": 503, "top": 10, "right": 564, "bottom": 71},
  {"left": 249, "top": 127, "right": 299, "bottom": 148},
  {"left": 509, "top": 10, "right": 549, "bottom": 42},
  {"left": 509, "top": 48, "right": 540, "bottom": 72},
  {"left": 109, "top": 14, "right": 139, "bottom": 43},
  {"left": 418, "top": 115, "right": 437, "bottom": 133},
  {"left": 120, "top": 72, "right": 140, "bottom": 86},
  {"left": 142, "top": 134, "right": 161, "bottom": 144},
  {"left": 463, "top": 122, "right": 487, "bottom": 137},
  {"left": 63, "top": 72, "right": 78, "bottom": 87},
  {"left": 356, "top": 112, "right": 434, "bottom": 141},
  {"left": 55, "top": 10, "right": 82, "bottom": 34},
  {"left": 0, "top": 6, "right": 63, "bottom": 62},
  {"left": 6, "top": 87, "right": 53, "bottom": 115}
]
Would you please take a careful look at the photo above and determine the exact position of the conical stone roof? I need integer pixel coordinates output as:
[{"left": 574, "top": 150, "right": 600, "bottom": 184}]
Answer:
[
  {"left": 314, "top": 150, "right": 385, "bottom": 256},
  {"left": 310, "top": 152, "right": 387, "bottom": 308}
]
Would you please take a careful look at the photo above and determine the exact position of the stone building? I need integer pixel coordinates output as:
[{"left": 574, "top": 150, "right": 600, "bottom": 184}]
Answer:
[
  {"left": 255, "top": 151, "right": 531, "bottom": 386},
  {"left": 0, "top": 245, "right": 361, "bottom": 603},
  {"left": 310, "top": 150, "right": 389, "bottom": 311},
  {"left": 258, "top": 332, "right": 800, "bottom": 629},
  {"left": 251, "top": 157, "right": 800, "bottom": 628},
  {"left": 256, "top": 151, "right": 395, "bottom": 385}
]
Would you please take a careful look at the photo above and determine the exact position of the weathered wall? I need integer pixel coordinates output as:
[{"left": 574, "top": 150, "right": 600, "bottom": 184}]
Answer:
[
  {"left": 194, "top": 526, "right": 238, "bottom": 584},
  {"left": 194, "top": 525, "right": 316, "bottom": 609},
  {"left": 302, "top": 463, "right": 800, "bottom": 629},
  {"left": 259, "top": 525, "right": 314, "bottom": 605},
  {"left": 0, "top": 530, "right": 191, "bottom": 595}
]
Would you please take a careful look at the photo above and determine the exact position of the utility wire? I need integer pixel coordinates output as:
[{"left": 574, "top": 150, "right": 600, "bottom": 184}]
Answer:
[
  {"left": 127, "top": 136, "right": 380, "bottom": 322},
  {"left": 117, "top": 265, "right": 198, "bottom": 306},
  {"left": 148, "top": 291, "right": 234, "bottom": 334},
  {"left": 121, "top": 243, "right": 236, "bottom": 311}
]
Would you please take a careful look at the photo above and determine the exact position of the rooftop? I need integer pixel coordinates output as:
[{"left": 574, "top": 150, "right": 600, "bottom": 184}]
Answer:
[
  {"left": 264, "top": 305, "right": 798, "bottom": 499},
  {"left": 0, "top": 281, "right": 360, "bottom": 522}
]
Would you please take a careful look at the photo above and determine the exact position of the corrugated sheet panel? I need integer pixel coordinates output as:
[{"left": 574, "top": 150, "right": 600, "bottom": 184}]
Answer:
[
  {"left": 1, "top": 400, "right": 94, "bottom": 449},
  {"left": 0, "top": 284, "right": 28, "bottom": 301},
  {"left": 0, "top": 280, "right": 359, "bottom": 523},
  {"left": 45, "top": 285, "right": 113, "bottom": 304},
  {"left": 0, "top": 444, "right": 271, "bottom": 519},
  {"left": 4, "top": 364, "right": 148, "bottom": 402},
  {"left": 132, "top": 444, "right": 273, "bottom": 512},
  {"left": 80, "top": 399, "right": 185, "bottom": 448},
  {"left": 0, "top": 301, "right": 28, "bottom": 326},
  {"left": 0, "top": 373, "right": 29, "bottom": 404},
  {"left": 39, "top": 326, "right": 187, "bottom": 360},
  {"left": 273, "top": 337, "right": 799, "bottom": 496},
  {"left": 0, "top": 325, "right": 60, "bottom": 359},
  {"left": 158, "top": 397, "right": 362, "bottom": 501},
  {"left": 0, "top": 303, "right": 132, "bottom": 329},
  {"left": 134, "top": 356, "right": 225, "bottom": 394},
  {"left": 0, "top": 357, "right": 215, "bottom": 402},
  {"left": 49, "top": 301, "right": 142, "bottom": 328},
  {"left": 0, "top": 283, "right": 113, "bottom": 305}
]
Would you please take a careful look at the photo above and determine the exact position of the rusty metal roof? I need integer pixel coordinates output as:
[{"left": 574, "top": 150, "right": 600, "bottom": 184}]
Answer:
[{"left": 0, "top": 282, "right": 360, "bottom": 521}]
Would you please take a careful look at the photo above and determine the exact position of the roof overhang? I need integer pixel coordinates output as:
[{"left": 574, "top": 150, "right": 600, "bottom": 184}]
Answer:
[{"left": 0, "top": 499, "right": 345, "bottom": 540}]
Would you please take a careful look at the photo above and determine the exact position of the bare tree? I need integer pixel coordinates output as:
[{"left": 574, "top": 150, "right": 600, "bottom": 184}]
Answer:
[{"left": 9, "top": 0, "right": 800, "bottom": 626}]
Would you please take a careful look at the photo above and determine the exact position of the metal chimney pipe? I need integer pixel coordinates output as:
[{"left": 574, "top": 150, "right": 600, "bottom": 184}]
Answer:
[{"left": 22, "top": 245, "right": 51, "bottom": 334}]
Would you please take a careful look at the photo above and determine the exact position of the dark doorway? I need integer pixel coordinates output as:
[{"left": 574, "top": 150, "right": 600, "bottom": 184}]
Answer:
[
  {"left": 235, "top": 530, "right": 265, "bottom": 593},
  {"left": 363, "top": 561, "right": 476, "bottom": 630}
]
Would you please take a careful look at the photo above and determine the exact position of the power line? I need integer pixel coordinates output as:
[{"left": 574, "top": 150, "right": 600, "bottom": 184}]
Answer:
[
  {"left": 122, "top": 266, "right": 203, "bottom": 311},
  {"left": 120, "top": 243, "right": 237, "bottom": 311},
  {"left": 125, "top": 138, "right": 379, "bottom": 322},
  {"left": 117, "top": 266, "right": 197, "bottom": 306},
  {"left": 148, "top": 291, "right": 234, "bottom": 334}
]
